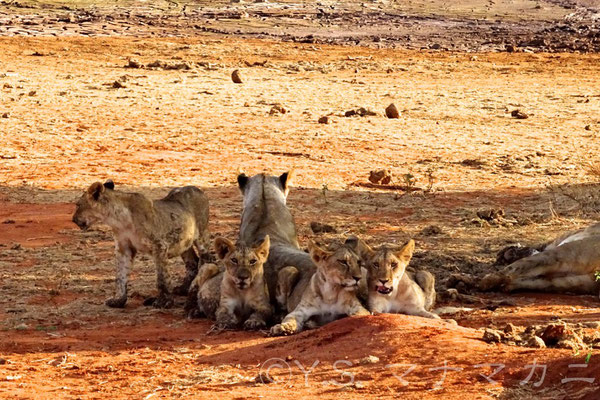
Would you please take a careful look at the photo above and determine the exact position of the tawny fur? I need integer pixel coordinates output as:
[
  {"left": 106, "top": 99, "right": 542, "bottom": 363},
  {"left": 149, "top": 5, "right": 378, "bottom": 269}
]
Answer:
[
  {"left": 72, "top": 181, "right": 209, "bottom": 308},
  {"left": 347, "top": 237, "right": 439, "bottom": 319},
  {"left": 187, "top": 236, "right": 272, "bottom": 330},
  {"left": 270, "top": 240, "right": 370, "bottom": 336},
  {"left": 479, "top": 223, "right": 600, "bottom": 296}
]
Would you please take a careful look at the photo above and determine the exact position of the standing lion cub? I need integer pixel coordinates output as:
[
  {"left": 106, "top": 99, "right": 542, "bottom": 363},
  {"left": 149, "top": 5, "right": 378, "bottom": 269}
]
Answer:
[{"left": 72, "top": 180, "right": 209, "bottom": 308}]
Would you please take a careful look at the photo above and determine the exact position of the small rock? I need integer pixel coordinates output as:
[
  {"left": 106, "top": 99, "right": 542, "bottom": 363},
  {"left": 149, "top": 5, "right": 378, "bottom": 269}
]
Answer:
[
  {"left": 2, "top": 219, "right": 15, "bottom": 224},
  {"left": 318, "top": 116, "right": 330, "bottom": 124},
  {"left": 429, "top": 43, "right": 441, "bottom": 50},
  {"left": 126, "top": 59, "right": 143, "bottom": 68},
  {"left": 483, "top": 328, "right": 502, "bottom": 343},
  {"left": 359, "top": 355, "right": 380, "bottom": 365},
  {"left": 28, "top": 90, "right": 36, "bottom": 96},
  {"left": 420, "top": 225, "right": 442, "bottom": 236},
  {"left": 584, "top": 125, "right": 591, "bottom": 131},
  {"left": 1, "top": 112, "right": 8, "bottom": 118},
  {"left": 540, "top": 323, "right": 566, "bottom": 346},
  {"left": 510, "top": 109, "right": 528, "bottom": 119},
  {"left": 503, "top": 323, "right": 516, "bottom": 335},
  {"left": 369, "top": 169, "right": 392, "bottom": 185},
  {"left": 582, "top": 321, "right": 600, "bottom": 329},
  {"left": 269, "top": 104, "right": 287, "bottom": 115},
  {"left": 3, "top": 83, "right": 13, "bottom": 89},
  {"left": 385, "top": 103, "right": 400, "bottom": 119},
  {"left": 310, "top": 221, "right": 336, "bottom": 234},
  {"left": 344, "top": 109, "right": 357, "bottom": 117},
  {"left": 112, "top": 80, "right": 126, "bottom": 89},
  {"left": 11, "top": 243, "right": 22, "bottom": 250},
  {"left": 255, "top": 372, "right": 275, "bottom": 384},
  {"left": 231, "top": 69, "right": 243, "bottom": 84},
  {"left": 525, "top": 336, "right": 546, "bottom": 348},
  {"left": 0, "top": 358, "right": 7, "bottom": 365},
  {"left": 505, "top": 44, "right": 516, "bottom": 53},
  {"left": 477, "top": 208, "right": 505, "bottom": 222}
]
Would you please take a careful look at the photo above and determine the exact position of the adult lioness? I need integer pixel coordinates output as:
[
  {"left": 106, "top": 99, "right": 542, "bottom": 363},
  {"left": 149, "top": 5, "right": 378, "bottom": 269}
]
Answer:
[
  {"left": 270, "top": 240, "right": 370, "bottom": 336},
  {"left": 477, "top": 223, "right": 600, "bottom": 295},
  {"left": 186, "top": 236, "right": 272, "bottom": 330},
  {"left": 236, "top": 172, "right": 316, "bottom": 310},
  {"left": 346, "top": 237, "right": 439, "bottom": 319},
  {"left": 72, "top": 181, "right": 209, "bottom": 308}
]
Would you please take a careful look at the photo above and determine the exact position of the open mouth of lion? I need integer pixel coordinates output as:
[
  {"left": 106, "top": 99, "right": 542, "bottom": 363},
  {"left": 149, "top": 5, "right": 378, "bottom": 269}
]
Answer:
[{"left": 376, "top": 285, "right": 393, "bottom": 295}]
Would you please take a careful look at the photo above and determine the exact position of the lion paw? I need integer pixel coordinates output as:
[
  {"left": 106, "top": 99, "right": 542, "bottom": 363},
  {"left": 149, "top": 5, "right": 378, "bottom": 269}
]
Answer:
[
  {"left": 243, "top": 318, "right": 266, "bottom": 331},
  {"left": 270, "top": 322, "right": 296, "bottom": 336},
  {"left": 143, "top": 295, "right": 174, "bottom": 309}
]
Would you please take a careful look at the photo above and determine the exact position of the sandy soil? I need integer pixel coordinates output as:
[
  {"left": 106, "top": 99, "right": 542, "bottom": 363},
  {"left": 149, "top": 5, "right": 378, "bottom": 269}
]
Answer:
[{"left": 0, "top": 13, "right": 600, "bottom": 400}]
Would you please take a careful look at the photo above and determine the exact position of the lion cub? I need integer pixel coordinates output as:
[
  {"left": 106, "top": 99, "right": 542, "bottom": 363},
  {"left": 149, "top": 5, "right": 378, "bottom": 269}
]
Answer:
[
  {"left": 270, "top": 240, "right": 370, "bottom": 336},
  {"left": 187, "top": 235, "right": 272, "bottom": 330},
  {"left": 72, "top": 181, "right": 209, "bottom": 308},
  {"left": 348, "top": 237, "right": 439, "bottom": 319}
]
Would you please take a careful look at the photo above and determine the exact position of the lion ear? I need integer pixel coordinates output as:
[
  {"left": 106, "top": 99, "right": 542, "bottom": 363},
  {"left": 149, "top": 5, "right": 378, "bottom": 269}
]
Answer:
[
  {"left": 253, "top": 235, "right": 270, "bottom": 263},
  {"left": 308, "top": 240, "right": 331, "bottom": 265},
  {"left": 345, "top": 236, "right": 374, "bottom": 260},
  {"left": 214, "top": 237, "right": 235, "bottom": 260},
  {"left": 237, "top": 173, "right": 249, "bottom": 193},
  {"left": 279, "top": 170, "right": 294, "bottom": 197},
  {"left": 87, "top": 182, "right": 105, "bottom": 200},
  {"left": 395, "top": 239, "right": 415, "bottom": 263},
  {"left": 103, "top": 179, "right": 115, "bottom": 190}
]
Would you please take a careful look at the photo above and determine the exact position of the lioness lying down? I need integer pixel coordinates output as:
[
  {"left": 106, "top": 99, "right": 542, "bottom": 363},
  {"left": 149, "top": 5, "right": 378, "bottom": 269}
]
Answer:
[
  {"left": 457, "top": 222, "right": 600, "bottom": 296},
  {"left": 186, "top": 235, "right": 272, "bottom": 330},
  {"left": 346, "top": 237, "right": 439, "bottom": 319},
  {"left": 270, "top": 240, "right": 370, "bottom": 336},
  {"left": 72, "top": 181, "right": 210, "bottom": 308}
]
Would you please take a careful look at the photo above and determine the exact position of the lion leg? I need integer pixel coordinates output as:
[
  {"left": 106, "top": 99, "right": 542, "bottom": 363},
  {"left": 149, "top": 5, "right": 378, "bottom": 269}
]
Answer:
[
  {"left": 270, "top": 307, "right": 314, "bottom": 336},
  {"left": 414, "top": 270, "right": 436, "bottom": 311},
  {"left": 185, "top": 263, "right": 220, "bottom": 318},
  {"left": 276, "top": 266, "right": 299, "bottom": 311},
  {"left": 106, "top": 244, "right": 136, "bottom": 308},
  {"left": 144, "top": 245, "right": 174, "bottom": 308},
  {"left": 214, "top": 298, "right": 239, "bottom": 330},
  {"left": 174, "top": 247, "right": 199, "bottom": 296}
]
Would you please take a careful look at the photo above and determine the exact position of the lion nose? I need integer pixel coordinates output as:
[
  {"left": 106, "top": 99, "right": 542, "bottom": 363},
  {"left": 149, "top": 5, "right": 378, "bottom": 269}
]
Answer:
[
  {"left": 353, "top": 276, "right": 361, "bottom": 282},
  {"left": 379, "top": 279, "right": 389, "bottom": 284}
]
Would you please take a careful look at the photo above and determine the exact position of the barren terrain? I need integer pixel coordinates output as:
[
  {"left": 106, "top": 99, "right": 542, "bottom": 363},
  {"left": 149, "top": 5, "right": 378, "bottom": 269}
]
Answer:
[{"left": 1, "top": 1, "right": 600, "bottom": 399}]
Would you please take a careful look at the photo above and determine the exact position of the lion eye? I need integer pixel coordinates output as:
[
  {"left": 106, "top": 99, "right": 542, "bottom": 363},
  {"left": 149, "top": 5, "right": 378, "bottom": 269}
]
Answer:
[
  {"left": 372, "top": 262, "right": 379, "bottom": 269},
  {"left": 391, "top": 262, "right": 398, "bottom": 269},
  {"left": 249, "top": 259, "right": 257, "bottom": 265},
  {"left": 230, "top": 258, "right": 238, "bottom": 264},
  {"left": 339, "top": 259, "right": 348, "bottom": 267}
]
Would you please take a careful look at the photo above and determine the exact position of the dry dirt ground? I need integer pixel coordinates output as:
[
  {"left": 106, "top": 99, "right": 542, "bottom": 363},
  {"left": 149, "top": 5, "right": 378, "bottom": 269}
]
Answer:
[{"left": 1, "top": 3, "right": 600, "bottom": 399}]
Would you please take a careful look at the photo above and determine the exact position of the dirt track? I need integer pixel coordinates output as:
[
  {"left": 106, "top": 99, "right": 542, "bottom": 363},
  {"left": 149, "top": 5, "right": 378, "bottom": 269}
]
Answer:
[{"left": 1, "top": 2, "right": 600, "bottom": 399}]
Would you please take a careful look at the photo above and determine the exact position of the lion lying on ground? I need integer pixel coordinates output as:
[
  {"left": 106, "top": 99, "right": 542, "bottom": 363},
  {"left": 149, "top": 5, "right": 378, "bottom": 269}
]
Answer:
[
  {"left": 72, "top": 181, "right": 210, "bottom": 308},
  {"left": 451, "top": 222, "right": 600, "bottom": 296},
  {"left": 186, "top": 235, "right": 272, "bottom": 330}
]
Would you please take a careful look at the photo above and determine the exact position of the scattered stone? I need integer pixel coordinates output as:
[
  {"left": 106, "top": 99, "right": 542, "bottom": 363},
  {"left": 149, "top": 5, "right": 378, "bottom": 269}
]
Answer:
[
  {"left": 359, "top": 355, "right": 380, "bottom": 365},
  {"left": 255, "top": 372, "right": 275, "bottom": 384},
  {"left": 585, "top": 125, "right": 591, "bottom": 131},
  {"left": 3, "top": 83, "right": 12, "bottom": 89},
  {"left": 146, "top": 60, "right": 192, "bottom": 70},
  {"left": 11, "top": 243, "right": 22, "bottom": 250},
  {"left": 420, "top": 225, "right": 443, "bottom": 236},
  {"left": 0, "top": 358, "right": 6, "bottom": 365},
  {"left": 269, "top": 104, "right": 287, "bottom": 115},
  {"left": 461, "top": 159, "right": 487, "bottom": 168},
  {"left": 345, "top": 107, "right": 377, "bottom": 117},
  {"left": 476, "top": 208, "right": 505, "bottom": 222},
  {"left": 385, "top": 103, "right": 400, "bottom": 119},
  {"left": 310, "top": 221, "right": 336, "bottom": 234},
  {"left": 510, "top": 109, "right": 528, "bottom": 119},
  {"left": 318, "top": 116, "right": 330, "bottom": 124},
  {"left": 2, "top": 219, "right": 15, "bottom": 224},
  {"left": 503, "top": 323, "right": 516, "bottom": 335},
  {"left": 525, "top": 335, "right": 546, "bottom": 348},
  {"left": 581, "top": 321, "right": 600, "bottom": 329},
  {"left": 369, "top": 169, "right": 392, "bottom": 184},
  {"left": 505, "top": 44, "right": 516, "bottom": 53},
  {"left": 231, "top": 69, "right": 243, "bottom": 83},
  {"left": 112, "top": 80, "right": 126, "bottom": 89},
  {"left": 1, "top": 112, "right": 8, "bottom": 118},
  {"left": 28, "top": 90, "right": 36, "bottom": 96},
  {"left": 482, "top": 328, "right": 502, "bottom": 343},
  {"left": 126, "top": 59, "right": 143, "bottom": 68},
  {"left": 429, "top": 43, "right": 441, "bottom": 50},
  {"left": 31, "top": 51, "right": 46, "bottom": 56}
]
